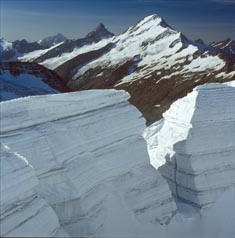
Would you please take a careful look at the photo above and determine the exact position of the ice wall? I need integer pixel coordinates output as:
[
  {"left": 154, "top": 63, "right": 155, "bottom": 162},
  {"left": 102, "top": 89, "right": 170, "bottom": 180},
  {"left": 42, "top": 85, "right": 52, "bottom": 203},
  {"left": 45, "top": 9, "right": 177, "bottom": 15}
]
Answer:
[
  {"left": 144, "top": 82, "right": 235, "bottom": 207},
  {"left": 0, "top": 90, "right": 176, "bottom": 237},
  {"left": 0, "top": 144, "right": 67, "bottom": 237}
]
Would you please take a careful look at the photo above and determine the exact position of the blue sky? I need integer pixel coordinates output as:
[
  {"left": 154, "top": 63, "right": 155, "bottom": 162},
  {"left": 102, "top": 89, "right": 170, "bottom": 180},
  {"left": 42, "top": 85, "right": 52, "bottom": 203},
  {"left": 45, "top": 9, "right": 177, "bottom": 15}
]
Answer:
[{"left": 1, "top": 0, "right": 235, "bottom": 43}]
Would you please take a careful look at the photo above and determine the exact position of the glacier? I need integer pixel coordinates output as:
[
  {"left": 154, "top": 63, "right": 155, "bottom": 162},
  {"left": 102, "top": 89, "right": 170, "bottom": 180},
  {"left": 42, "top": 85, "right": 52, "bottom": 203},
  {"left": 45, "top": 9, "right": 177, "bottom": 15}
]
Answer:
[
  {"left": 0, "top": 90, "right": 176, "bottom": 237},
  {"left": 144, "top": 81, "right": 235, "bottom": 208}
]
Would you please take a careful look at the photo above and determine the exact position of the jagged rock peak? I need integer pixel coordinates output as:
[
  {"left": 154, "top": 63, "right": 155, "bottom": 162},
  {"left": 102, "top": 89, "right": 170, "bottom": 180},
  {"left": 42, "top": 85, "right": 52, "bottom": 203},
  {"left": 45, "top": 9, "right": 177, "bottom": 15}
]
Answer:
[
  {"left": 86, "top": 23, "right": 114, "bottom": 39},
  {"left": 195, "top": 38, "right": 205, "bottom": 45}
]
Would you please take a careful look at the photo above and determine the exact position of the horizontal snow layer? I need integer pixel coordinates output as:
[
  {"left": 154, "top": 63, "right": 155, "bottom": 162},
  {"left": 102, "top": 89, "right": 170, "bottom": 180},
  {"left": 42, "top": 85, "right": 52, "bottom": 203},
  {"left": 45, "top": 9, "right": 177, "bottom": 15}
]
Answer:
[
  {"left": 144, "top": 82, "right": 235, "bottom": 207},
  {"left": 0, "top": 144, "right": 67, "bottom": 237},
  {"left": 1, "top": 89, "right": 176, "bottom": 237},
  {"left": 0, "top": 89, "right": 128, "bottom": 132}
]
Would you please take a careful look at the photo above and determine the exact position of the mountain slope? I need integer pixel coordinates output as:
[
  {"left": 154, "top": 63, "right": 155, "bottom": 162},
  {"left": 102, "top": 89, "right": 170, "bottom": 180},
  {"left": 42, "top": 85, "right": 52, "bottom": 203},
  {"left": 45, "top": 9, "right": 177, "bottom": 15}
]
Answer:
[
  {"left": 0, "top": 62, "right": 70, "bottom": 101},
  {"left": 50, "top": 14, "right": 235, "bottom": 124}
]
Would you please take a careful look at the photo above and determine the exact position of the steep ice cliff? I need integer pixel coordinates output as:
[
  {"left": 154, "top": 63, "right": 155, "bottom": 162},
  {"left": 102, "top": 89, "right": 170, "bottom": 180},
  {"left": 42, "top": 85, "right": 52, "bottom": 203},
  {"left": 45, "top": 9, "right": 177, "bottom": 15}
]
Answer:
[
  {"left": 144, "top": 82, "right": 235, "bottom": 208},
  {"left": 0, "top": 144, "right": 67, "bottom": 237},
  {"left": 0, "top": 90, "right": 176, "bottom": 237}
]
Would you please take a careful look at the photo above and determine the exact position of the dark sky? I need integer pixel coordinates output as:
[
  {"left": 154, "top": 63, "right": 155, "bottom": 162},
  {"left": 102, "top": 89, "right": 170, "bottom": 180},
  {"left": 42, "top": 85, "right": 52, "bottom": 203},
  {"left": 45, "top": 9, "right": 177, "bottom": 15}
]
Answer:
[{"left": 1, "top": 0, "right": 235, "bottom": 43}]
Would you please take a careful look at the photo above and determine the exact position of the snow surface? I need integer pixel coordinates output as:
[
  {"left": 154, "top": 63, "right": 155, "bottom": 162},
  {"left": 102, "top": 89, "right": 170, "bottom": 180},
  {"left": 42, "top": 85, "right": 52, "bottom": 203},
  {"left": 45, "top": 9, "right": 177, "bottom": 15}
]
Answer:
[{"left": 144, "top": 81, "right": 235, "bottom": 208}]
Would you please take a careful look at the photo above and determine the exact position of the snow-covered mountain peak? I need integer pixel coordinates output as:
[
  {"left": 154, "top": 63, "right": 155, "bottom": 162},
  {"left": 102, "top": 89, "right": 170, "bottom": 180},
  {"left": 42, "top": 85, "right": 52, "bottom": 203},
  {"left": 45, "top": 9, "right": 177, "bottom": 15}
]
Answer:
[
  {"left": 129, "top": 14, "right": 173, "bottom": 33},
  {"left": 140, "top": 14, "right": 163, "bottom": 24}
]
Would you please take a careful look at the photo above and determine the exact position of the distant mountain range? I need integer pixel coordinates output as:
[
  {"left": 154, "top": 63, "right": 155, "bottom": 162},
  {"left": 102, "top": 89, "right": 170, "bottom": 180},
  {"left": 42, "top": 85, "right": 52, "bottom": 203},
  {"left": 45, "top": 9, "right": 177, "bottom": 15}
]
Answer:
[
  {"left": 0, "top": 24, "right": 114, "bottom": 62},
  {"left": 1, "top": 14, "right": 234, "bottom": 124}
]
